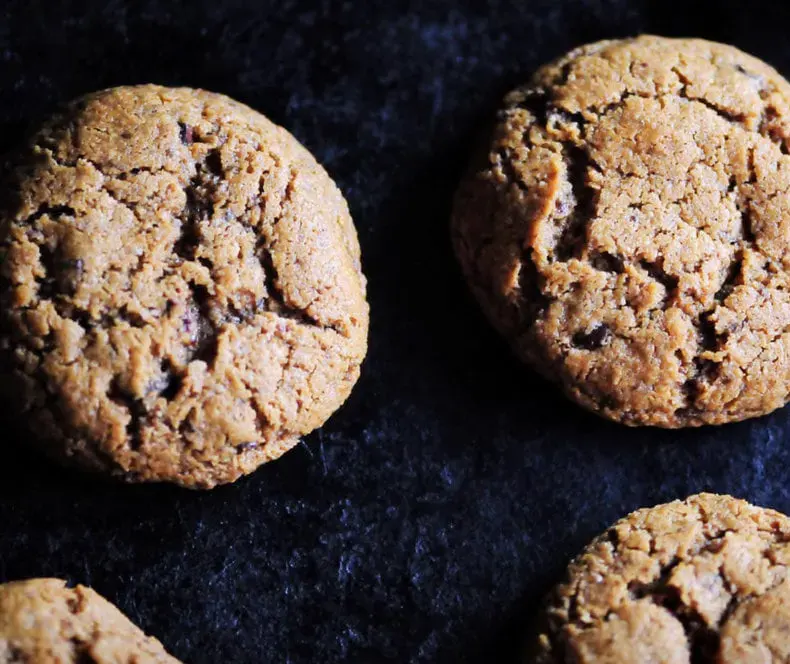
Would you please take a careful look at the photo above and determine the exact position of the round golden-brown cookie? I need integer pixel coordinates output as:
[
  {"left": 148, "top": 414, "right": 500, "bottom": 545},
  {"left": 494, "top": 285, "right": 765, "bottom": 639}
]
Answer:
[
  {"left": 528, "top": 493, "right": 790, "bottom": 663},
  {"left": 0, "top": 85, "right": 368, "bottom": 488},
  {"left": 0, "top": 578, "right": 179, "bottom": 663},
  {"left": 452, "top": 36, "right": 790, "bottom": 427}
]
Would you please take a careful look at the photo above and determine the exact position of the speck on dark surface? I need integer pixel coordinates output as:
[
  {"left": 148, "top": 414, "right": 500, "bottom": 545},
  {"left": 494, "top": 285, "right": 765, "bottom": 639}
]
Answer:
[{"left": 2, "top": 1, "right": 790, "bottom": 662}]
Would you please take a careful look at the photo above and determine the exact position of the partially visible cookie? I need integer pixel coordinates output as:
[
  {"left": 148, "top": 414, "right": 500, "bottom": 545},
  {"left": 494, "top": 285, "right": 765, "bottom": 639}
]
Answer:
[
  {"left": 453, "top": 36, "right": 790, "bottom": 427},
  {"left": 0, "top": 85, "right": 369, "bottom": 488},
  {"left": 0, "top": 578, "right": 179, "bottom": 663},
  {"left": 528, "top": 493, "right": 790, "bottom": 663}
]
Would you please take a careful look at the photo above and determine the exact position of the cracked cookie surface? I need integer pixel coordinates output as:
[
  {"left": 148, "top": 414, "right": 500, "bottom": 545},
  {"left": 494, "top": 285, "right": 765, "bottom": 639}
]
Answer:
[
  {"left": 452, "top": 36, "right": 790, "bottom": 427},
  {"left": 0, "top": 85, "right": 368, "bottom": 488},
  {"left": 528, "top": 493, "right": 790, "bottom": 663},
  {"left": 0, "top": 578, "right": 179, "bottom": 663}
]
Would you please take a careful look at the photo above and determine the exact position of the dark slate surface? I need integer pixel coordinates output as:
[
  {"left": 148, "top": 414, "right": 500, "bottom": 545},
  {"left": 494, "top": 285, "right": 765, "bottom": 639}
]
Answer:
[{"left": 2, "top": 1, "right": 790, "bottom": 662}]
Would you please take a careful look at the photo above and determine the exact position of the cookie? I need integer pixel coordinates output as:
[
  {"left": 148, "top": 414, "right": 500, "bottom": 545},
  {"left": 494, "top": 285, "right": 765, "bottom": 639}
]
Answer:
[
  {"left": 0, "top": 85, "right": 368, "bottom": 488},
  {"left": 528, "top": 493, "right": 790, "bottom": 663},
  {"left": 452, "top": 36, "right": 790, "bottom": 427},
  {"left": 0, "top": 578, "right": 179, "bottom": 663}
]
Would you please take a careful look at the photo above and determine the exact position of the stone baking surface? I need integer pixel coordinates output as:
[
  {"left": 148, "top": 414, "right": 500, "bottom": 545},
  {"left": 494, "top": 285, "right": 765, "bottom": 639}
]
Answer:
[{"left": 2, "top": 1, "right": 790, "bottom": 662}]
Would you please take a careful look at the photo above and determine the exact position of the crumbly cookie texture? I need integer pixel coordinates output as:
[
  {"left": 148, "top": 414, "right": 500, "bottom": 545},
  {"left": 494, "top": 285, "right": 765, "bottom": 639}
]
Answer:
[
  {"left": 453, "top": 35, "right": 790, "bottom": 427},
  {"left": 0, "top": 85, "right": 368, "bottom": 488},
  {"left": 0, "top": 579, "right": 179, "bottom": 663},
  {"left": 528, "top": 493, "right": 790, "bottom": 663}
]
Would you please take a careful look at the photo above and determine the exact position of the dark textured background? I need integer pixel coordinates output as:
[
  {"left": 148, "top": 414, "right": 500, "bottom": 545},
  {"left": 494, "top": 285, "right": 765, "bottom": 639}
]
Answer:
[{"left": 2, "top": 1, "right": 790, "bottom": 662}]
